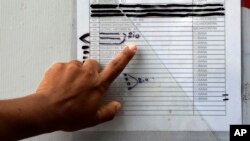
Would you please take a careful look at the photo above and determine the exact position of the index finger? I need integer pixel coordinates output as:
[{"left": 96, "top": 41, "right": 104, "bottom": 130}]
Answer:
[{"left": 100, "top": 44, "right": 137, "bottom": 85}]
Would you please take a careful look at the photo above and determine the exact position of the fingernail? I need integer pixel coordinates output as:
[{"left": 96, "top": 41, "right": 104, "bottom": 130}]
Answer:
[
  {"left": 128, "top": 43, "right": 137, "bottom": 53},
  {"left": 115, "top": 102, "right": 122, "bottom": 112}
]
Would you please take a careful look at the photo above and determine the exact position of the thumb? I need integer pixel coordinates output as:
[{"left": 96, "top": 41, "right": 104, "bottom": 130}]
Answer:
[{"left": 95, "top": 101, "right": 121, "bottom": 124}]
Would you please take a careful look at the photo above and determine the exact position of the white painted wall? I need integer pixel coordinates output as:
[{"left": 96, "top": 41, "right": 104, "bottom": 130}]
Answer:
[
  {"left": 0, "top": 0, "right": 75, "bottom": 140},
  {"left": 0, "top": 0, "right": 75, "bottom": 99}
]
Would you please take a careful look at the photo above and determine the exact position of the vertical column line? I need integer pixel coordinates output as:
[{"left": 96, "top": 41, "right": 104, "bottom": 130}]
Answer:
[
  {"left": 99, "top": 8, "right": 100, "bottom": 63},
  {"left": 224, "top": 0, "right": 227, "bottom": 116},
  {"left": 89, "top": 0, "right": 91, "bottom": 61},
  {"left": 192, "top": 0, "right": 195, "bottom": 116}
]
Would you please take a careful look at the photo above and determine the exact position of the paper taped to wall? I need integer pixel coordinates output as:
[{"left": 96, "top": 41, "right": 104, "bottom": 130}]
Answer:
[{"left": 77, "top": 0, "right": 241, "bottom": 131}]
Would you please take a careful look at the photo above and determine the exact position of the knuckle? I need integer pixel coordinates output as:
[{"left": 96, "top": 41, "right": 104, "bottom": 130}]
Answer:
[
  {"left": 86, "top": 69, "right": 95, "bottom": 76},
  {"left": 67, "top": 63, "right": 79, "bottom": 71},
  {"left": 69, "top": 60, "right": 82, "bottom": 65},
  {"left": 83, "top": 60, "right": 93, "bottom": 69},
  {"left": 85, "top": 59, "right": 99, "bottom": 67},
  {"left": 87, "top": 59, "right": 98, "bottom": 64},
  {"left": 53, "top": 63, "right": 64, "bottom": 68},
  {"left": 81, "top": 68, "right": 98, "bottom": 83},
  {"left": 82, "top": 60, "right": 99, "bottom": 75},
  {"left": 51, "top": 63, "right": 65, "bottom": 71}
]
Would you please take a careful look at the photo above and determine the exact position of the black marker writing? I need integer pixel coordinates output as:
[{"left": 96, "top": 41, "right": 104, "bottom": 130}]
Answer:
[
  {"left": 83, "top": 51, "right": 90, "bottom": 54},
  {"left": 223, "top": 94, "right": 229, "bottom": 102},
  {"left": 91, "top": 4, "right": 224, "bottom": 9},
  {"left": 222, "top": 94, "right": 229, "bottom": 97},
  {"left": 82, "top": 46, "right": 89, "bottom": 49},
  {"left": 100, "top": 33, "right": 126, "bottom": 45},
  {"left": 123, "top": 73, "right": 152, "bottom": 90},
  {"left": 100, "top": 37, "right": 121, "bottom": 40},
  {"left": 100, "top": 32, "right": 120, "bottom": 35},
  {"left": 91, "top": 12, "right": 225, "bottom": 17},
  {"left": 91, "top": 8, "right": 225, "bottom": 13},
  {"left": 91, "top": 3, "right": 225, "bottom": 18},
  {"left": 83, "top": 56, "right": 88, "bottom": 59},
  {"left": 79, "top": 33, "right": 90, "bottom": 44}
]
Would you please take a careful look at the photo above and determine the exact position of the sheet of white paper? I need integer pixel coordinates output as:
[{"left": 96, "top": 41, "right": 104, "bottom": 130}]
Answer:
[{"left": 77, "top": 0, "right": 241, "bottom": 131}]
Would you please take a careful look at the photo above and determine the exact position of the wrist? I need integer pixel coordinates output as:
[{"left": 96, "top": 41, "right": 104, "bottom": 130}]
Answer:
[
  {"left": 27, "top": 93, "right": 59, "bottom": 133},
  {"left": 0, "top": 93, "right": 58, "bottom": 140},
  {"left": 15, "top": 93, "right": 58, "bottom": 139}
]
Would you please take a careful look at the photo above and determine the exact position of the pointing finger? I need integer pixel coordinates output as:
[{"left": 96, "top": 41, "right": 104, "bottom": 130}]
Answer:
[{"left": 100, "top": 44, "right": 137, "bottom": 86}]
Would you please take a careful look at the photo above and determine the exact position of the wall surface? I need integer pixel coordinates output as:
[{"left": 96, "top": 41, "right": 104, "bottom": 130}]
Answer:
[{"left": 0, "top": 0, "right": 74, "bottom": 140}]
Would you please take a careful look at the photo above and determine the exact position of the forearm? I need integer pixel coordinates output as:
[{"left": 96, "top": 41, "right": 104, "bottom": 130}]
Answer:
[{"left": 0, "top": 94, "right": 55, "bottom": 140}]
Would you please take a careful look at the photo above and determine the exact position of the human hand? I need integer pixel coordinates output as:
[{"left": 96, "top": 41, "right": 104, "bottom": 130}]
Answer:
[{"left": 36, "top": 44, "right": 137, "bottom": 132}]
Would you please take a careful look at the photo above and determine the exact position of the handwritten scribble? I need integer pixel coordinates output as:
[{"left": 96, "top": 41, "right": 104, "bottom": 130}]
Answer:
[
  {"left": 100, "top": 37, "right": 121, "bottom": 40},
  {"left": 123, "top": 73, "right": 152, "bottom": 90},
  {"left": 100, "top": 33, "right": 126, "bottom": 45},
  {"left": 83, "top": 51, "right": 90, "bottom": 54},
  {"left": 100, "top": 32, "right": 120, "bottom": 35},
  {"left": 222, "top": 94, "right": 229, "bottom": 97},
  {"left": 222, "top": 94, "right": 229, "bottom": 101},
  {"left": 79, "top": 33, "right": 90, "bottom": 44},
  {"left": 82, "top": 46, "right": 89, "bottom": 49},
  {"left": 127, "top": 32, "right": 140, "bottom": 39},
  {"left": 83, "top": 56, "right": 88, "bottom": 59},
  {"left": 80, "top": 33, "right": 90, "bottom": 61},
  {"left": 79, "top": 32, "right": 132, "bottom": 45}
]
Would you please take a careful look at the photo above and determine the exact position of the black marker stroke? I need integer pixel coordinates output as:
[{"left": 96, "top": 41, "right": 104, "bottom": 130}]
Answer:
[
  {"left": 222, "top": 94, "right": 229, "bottom": 97},
  {"left": 100, "top": 32, "right": 120, "bottom": 35},
  {"left": 83, "top": 56, "right": 88, "bottom": 59},
  {"left": 91, "top": 12, "right": 225, "bottom": 17},
  {"left": 91, "top": 8, "right": 225, "bottom": 13},
  {"left": 100, "top": 33, "right": 126, "bottom": 45},
  {"left": 100, "top": 38, "right": 126, "bottom": 45},
  {"left": 123, "top": 73, "right": 153, "bottom": 90},
  {"left": 91, "top": 3, "right": 225, "bottom": 17},
  {"left": 124, "top": 73, "right": 139, "bottom": 90},
  {"left": 92, "top": 13, "right": 125, "bottom": 17},
  {"left": 91, "top": 4, "right": 224, "bottom": 9},
  {"left": 223, "top": 94, "right": 229, "bottom": 102},
  {"left": 82, "top": 46, "right": 89, "bottom": 49},
  {"left": 100, "top": 37, "right": 121, "bottom": 40},
  {"left": 79, "top": 33, "right": 90, "bottom": 44},
  {"left": 83, "top": 51, "right": 90, "bottom": 54}
]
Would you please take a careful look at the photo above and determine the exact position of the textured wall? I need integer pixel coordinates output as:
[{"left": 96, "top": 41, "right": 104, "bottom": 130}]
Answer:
[
  {"left": 0, "top": 0, "right": 74, "bottom": 140},
  {"left": 0, "top": 0, "right": 74, "bottom": 98}
]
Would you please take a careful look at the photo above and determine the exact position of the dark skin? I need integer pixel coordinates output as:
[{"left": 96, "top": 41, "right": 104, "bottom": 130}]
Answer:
[{"left": 0, "top": 44, "right": 137, "bottom": 141}]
